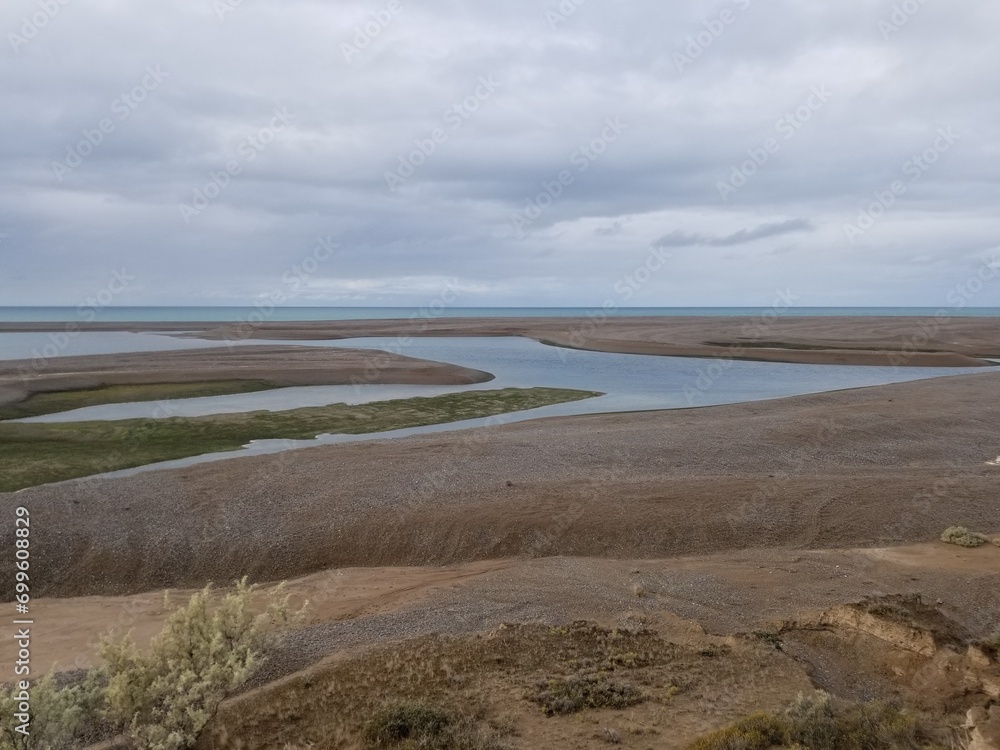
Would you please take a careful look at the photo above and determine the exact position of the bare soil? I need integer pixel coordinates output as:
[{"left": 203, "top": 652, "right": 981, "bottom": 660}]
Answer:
[{"left": 5, "top": 370, "right": 998, "bottom": 599}]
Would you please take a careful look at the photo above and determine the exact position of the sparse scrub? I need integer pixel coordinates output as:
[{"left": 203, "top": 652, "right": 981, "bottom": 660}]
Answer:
[
  {"left": 688, "top": 711, "right": 788, "bottom": 750},
  {"left": 687, "top": 691, "right": 925, "bottom": 750},
  {"left": 0, "top": 671, "right": 103, "bottom": 750},
  {"left": 99, "top": 578, "right": 298, "bottom": 749},
  {"left": 0, "top": 380, "right": 280, "bottom": 421},
  {"left": 362, "top": 702, "right": 505, "bottom": 749},
  {"left": 530, "top": 674, "right": 644, "bottom": 716},
  {"left": 0, "top": 579, "right": 295, "bottom": 750},
  {"left": 940, "top": 526, "right": 990, "bottom": 548},
  {"left": 0, "top": 387, "right": 601, "bottom": 491}
]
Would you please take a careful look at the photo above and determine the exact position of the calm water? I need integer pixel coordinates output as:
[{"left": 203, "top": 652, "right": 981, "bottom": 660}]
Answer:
[
  {"left": 1, "top": 331, "right": 989, "bottom": 481},
  {"left": 10, "top": 334, "right": 986, "bottom": 421},
  {"left": 2, "top": 306, "right": 1000, "bottom": 322}
]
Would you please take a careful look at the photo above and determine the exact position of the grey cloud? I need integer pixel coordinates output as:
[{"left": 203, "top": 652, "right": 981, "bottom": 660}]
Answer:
[
  {"left": 652, "top": 219, "right": 814, "bottom": 249},
  {"left": 0, "top": 0, "right": 998, "bottom": 306}
]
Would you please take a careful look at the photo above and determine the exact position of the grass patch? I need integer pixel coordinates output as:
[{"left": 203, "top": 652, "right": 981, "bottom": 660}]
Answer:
[
  {"left": 529, "top": 674, "right": 644, "bottom": 715},
  {"left": 0, "top": 387, "right": 600, "bottom": 491},
  {"left": 688, "top": 691, "right": 925, "bottom": 750},
  {"left": 940, "top": 526, "right": 990, "bottom": 548},
  {"left": 363, "top": 702, "right": 506, "bottom": 749},
  {"left": 0, "top": 380, "right": 281, "bottom": 420},
  {"left": 201, "top": 620, "right": 804, "bottom": 748}
]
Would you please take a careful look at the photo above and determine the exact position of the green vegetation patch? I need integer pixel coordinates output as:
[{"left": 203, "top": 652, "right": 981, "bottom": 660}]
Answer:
[
  {"left": 687, "top": 691, "right": 925, "bottom": 750},
  {"left": 529, "top": 674, "right": 644, "bottom": 715},
  {"left": 0, "top": 387, "right": 601, "bottom": 491},
  {"left": 363, "top": 702, "right": 506, "bottom": 750},
  {"left": 0, "top": 380, "right": 281, "bottom": 421},
  {"left": 940, "top": 525, "right": 991, "bottom": 548}
]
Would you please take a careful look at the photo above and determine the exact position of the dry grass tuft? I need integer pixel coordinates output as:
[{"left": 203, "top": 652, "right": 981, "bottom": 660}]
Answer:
[
  {"left": 362, "top": 702, "right": 506, "bottom": 749},
  {"left": 687, "top": 691, "right": 925, "bottom": 750},
  {"left": 529, "top": 674, "right": 644, "bottom": 716}
]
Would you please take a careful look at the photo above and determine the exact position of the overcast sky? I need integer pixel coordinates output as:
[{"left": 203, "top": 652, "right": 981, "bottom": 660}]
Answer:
[{"left": 1, "top": 0, "right": 998, "bottom": 308}]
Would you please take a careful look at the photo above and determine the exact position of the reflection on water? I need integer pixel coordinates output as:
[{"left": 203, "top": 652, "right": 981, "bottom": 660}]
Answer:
[
  {"left": 10, "top": 335, "right": 987, "bottom": 423},
  {"left": 1, "top": 333, "right": 989, "bottom": 482}
]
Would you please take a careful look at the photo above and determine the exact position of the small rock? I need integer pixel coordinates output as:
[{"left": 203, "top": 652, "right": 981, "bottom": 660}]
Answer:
[{"left": 967, "top": 704, "right": 1000, "bottom": 750}]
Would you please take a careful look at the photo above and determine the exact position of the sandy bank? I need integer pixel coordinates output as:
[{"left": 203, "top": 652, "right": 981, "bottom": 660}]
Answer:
[
  {"left": 0, "top": 344, "right": 493, "bottom": 407},
  {"left": 5, "top": 370, "right": 999, "bottom": 598},
  {"left": 10, "top": 542, "right": 997, "bottom": 678},
  {"left": 3, "top": 315, "right": 998, "bottom": 366}
]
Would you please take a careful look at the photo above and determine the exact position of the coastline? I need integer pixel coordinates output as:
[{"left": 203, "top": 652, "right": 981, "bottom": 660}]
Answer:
[
  {"left": 3, "top": 316, "right": 999, "bottom": 746},
  {"left": 3, "top": 314, "right": 998, "bottom": 366},
  {"left": 6, "top": 369, "right": 998, "bottom": 599}
]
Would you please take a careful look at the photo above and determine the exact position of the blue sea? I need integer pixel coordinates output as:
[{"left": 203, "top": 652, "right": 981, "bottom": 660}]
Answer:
[{"left": 2, "top": 306, "right": 1000, "bottom": 323}]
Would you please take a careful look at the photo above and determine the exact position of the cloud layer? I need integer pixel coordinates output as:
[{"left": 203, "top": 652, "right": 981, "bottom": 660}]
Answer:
[{"left": 1, "top": 0, "right": 999, "bottom": 307}]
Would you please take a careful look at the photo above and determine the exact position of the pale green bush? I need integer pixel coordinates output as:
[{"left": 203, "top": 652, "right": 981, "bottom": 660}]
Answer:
[
  {"left": 1, "top": 579, "right": 297, "bottom": 750},
  {"left": 940, "top": 526, "right": 990, "bottom": 548},
  {"left": 0, "top": 671, "right": 102, "bottom": 750},
  {"left": 99, "top": 578, "right": 298, "bottom": 750}
]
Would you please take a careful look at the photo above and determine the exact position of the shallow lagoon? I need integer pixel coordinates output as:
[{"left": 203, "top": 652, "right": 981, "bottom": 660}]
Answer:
[
  {"left": 7, "top": 334, "right": 986, "bottom": 423},
  {"left": 1, "top": 333, "right": 988, "bottom": 480}
]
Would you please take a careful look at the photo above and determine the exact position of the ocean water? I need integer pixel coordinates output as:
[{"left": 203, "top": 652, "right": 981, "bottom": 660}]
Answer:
[{"left": 2, "top": 306, "right": 1000, "bottom": 323}]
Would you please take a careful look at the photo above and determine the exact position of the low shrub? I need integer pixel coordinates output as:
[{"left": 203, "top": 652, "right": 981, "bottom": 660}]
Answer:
[
  {"left": 2, "top": 579, "right": 299, "bottom": 750},
  {"left": 530, "top": 674, "right": 644, "bottom": 716},
  {"left": 785, "top": 691, "right": 920, "bottom": 750},
  {"left": 0, "top": 671, "right": 103, "bottom": 750},
  {"left": 99, "top": 578, "right": 297, "bottom": 750},
  {"left": 688, "top": 712, "right": 788, "bottom": 750},
  {"left": 687, "top": 691, "right": 924, "bottom": 750},
  {"left": 363, "top": 703, "right": 504, "bottom": 749},
  {"left": 941, "top": 526, "right": 990, "bottom": 548}
]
